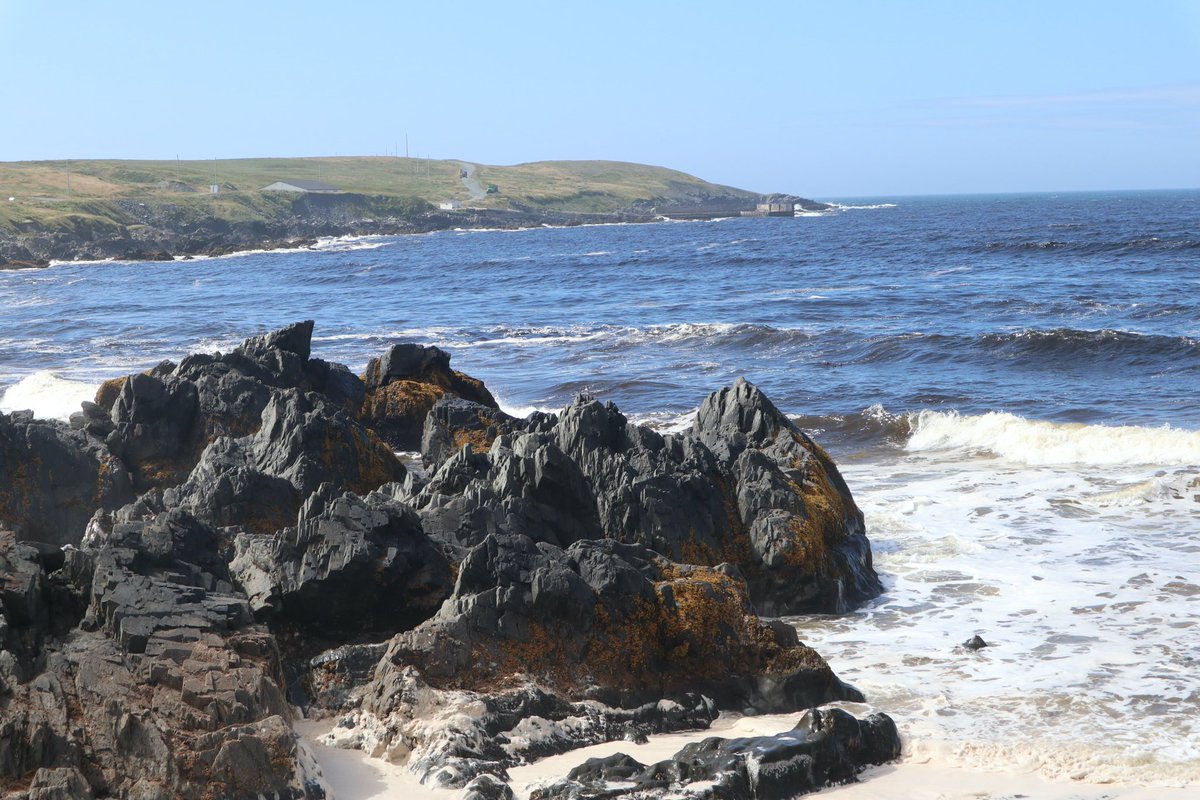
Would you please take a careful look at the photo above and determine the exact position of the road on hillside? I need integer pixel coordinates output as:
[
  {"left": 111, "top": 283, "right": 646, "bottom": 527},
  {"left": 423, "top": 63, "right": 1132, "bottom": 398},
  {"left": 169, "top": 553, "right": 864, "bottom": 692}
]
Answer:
[{"left": 457, "top": 162, "right": 487, "bottom": 201}]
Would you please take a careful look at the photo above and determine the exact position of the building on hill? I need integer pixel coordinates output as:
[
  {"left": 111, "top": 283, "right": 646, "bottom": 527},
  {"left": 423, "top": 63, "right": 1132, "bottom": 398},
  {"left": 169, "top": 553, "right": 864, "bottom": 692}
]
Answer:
[
  {"left": 438, "top": 200, "right": 462, "bottom": 210},
  {"left": 261, "top": 180, "right": 343, "bottom": 194}
]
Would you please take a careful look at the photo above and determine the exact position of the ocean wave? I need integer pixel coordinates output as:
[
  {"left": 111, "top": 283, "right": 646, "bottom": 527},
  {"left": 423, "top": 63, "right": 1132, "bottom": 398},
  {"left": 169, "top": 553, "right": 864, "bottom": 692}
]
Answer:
[
  {"left": 980, "top": 235, "right": 1200, "bottom": 255},
  {"left": 979, "top": 328, "right": 1199, "bottom": 363},
  {"left": 829, "top": 202, "right": 898, "bottom": 211},
  {"left": 448, "top": 322, "right": 816, "bottom": 351},
  {"left": 905, "top": 409, "right": 1200, "bottom": 467},
  {"left": 791, "top": 404, "right": 914, "bottom": 447},
  {"left": 0, "top": 371, "right": 98, "bottom": 421}
]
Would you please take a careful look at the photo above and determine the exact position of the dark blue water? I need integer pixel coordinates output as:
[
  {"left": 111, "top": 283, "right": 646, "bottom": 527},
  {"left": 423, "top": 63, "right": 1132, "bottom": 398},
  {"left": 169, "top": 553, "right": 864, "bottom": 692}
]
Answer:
[{"left": 2, "top": 191, "right": 1198, "bottom": 433}]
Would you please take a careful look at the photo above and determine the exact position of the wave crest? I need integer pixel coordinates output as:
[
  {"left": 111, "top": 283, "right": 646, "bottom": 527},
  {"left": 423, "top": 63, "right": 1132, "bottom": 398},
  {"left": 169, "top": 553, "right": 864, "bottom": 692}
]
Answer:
[
  {"left": 0, "top": 371, "right": 98, "bottom": 422},
  {"left": 905, "top": 409, "right": 1200, "bottom": 467}
]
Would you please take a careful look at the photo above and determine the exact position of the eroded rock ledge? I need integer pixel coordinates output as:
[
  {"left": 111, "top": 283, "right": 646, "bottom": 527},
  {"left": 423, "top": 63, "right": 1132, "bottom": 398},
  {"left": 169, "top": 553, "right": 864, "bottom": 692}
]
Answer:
[{"left": 0, "top": 322, "right": 896, "bottom": 799}]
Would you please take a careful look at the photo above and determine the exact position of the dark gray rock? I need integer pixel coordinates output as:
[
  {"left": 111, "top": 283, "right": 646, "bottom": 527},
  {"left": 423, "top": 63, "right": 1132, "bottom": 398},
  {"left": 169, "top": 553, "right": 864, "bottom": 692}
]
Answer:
[
  {"left": 230, "top": 483, "right": 452, "bottom": 638},
  {"left": 460, "top": 773, "right": 515, "bottom": 800},
  {"left": 21, "top": 766, "right": 95, "bottom": 800},
  {"left": 366, "top": 343, "right": 452, "bottom": 390},
  {"left": 100, "top": 321, "right": 383, "bottom": 495},
  {"left": 0, "top": 412, "right": 133, "bottom": 546},
  {"left": 365, "top": 534, "right": 862, "bottom": 755},
  {"left": 535, "top": 707, "right": 900, "bottom": 799},
  {"left": 412, "top": 380, "right": 881, "bottom": 614},
  {"left": 420, "top": 396, "right": 525, "bottom": 475},
  {"left": 236, "top": 319, "right": 314, "bottom": 362},
  {"left": 412, "top": 433, "right": 603, "bottom": 558}
]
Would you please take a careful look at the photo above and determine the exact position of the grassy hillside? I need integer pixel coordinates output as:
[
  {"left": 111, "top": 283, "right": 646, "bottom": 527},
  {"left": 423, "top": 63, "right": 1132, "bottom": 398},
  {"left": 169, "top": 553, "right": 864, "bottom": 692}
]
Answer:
[{"left": 0, "top": 156, "right": 759, "bottom": 233}]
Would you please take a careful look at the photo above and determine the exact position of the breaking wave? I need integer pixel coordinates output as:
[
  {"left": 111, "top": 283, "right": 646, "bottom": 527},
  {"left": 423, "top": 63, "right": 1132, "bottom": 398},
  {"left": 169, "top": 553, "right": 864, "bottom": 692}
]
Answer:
[
  {"left": 904, "top": 409, "right": 1200, "bottom": 467},
  {"left": 0, "top": 371, "right": 99, "bottom": 421}
]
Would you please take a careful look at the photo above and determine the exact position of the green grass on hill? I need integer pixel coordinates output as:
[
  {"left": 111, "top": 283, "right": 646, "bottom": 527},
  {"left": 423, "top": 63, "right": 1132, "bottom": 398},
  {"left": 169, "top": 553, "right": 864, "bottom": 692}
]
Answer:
[{"left": 0, "top": 156, "right": 760, "bottom": 232}]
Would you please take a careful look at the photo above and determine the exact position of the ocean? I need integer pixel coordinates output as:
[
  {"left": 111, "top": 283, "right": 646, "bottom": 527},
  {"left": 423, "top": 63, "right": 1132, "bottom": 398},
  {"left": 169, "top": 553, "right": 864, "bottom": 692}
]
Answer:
[{"left": 2, "top": 190, "right": 1198, "bottom": 792}]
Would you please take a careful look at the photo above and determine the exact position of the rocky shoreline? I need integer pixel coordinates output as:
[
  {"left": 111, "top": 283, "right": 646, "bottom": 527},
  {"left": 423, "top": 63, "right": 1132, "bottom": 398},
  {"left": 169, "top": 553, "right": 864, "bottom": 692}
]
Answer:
[
  {"left": 0, "top": 322, "right": 897, "bottom": 799},
  {"left": 0, "top": 192, "right": 832, "bottom": 269}
]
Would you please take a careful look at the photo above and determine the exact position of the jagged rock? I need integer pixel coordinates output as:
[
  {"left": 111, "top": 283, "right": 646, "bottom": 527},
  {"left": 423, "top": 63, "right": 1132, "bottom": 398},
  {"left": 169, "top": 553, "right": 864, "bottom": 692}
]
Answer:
[
  {"left": 1, "top": 325, "right": 893, "bottom": 798},
  {"left": 132, "top": 388, "right": 406, "bottom": 539},
  {"left": 412, "top": 430, "right": 603, "bottom": 557},
  {"left": 533, "top": 707, "right": 900, "bottom": 799},
  {"left": 692, "top": 379, "right": 880, "bottom": 614},
  {"left": 328, "top": 668, "right": 718, "bottom": 788},
  {"left": 350, "top": 534, "right": 863, "bottom": 787},
  {"left": 0, "top": 411, "right": 133, "bottom": 546},
  {"left": 371, "top": 534, "right": 858, "bottom": 707},
  {"left": 229, "top": 483, "right": 452, "bottom": 639},
  {"left": 11, "top": 766, "right": 96, "bottom": 800},
  {"left": 412, "top": 380, "right": 880, "bottom": 614},
  {"left": 99, "top": 321, "right": 383, "bottom": 494},
  {"left": 361, "top": 343, "right": 499, "bottom": 450},
  {"left": 421, "top": 396, "right": 527, "bottom": 475}
]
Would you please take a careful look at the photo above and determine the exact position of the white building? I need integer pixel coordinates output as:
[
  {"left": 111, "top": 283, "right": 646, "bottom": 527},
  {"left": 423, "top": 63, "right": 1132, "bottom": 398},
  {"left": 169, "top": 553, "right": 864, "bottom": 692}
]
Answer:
[{"left": 438, "top": 200, "right": 463, "bottom": 211}]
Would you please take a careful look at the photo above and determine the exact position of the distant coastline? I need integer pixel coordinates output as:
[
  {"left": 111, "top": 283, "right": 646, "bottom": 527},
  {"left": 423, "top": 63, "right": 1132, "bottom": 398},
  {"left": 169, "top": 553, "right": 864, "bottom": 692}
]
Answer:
[{"left": 0, "top": 155, "right": 828, "bottom": 268}]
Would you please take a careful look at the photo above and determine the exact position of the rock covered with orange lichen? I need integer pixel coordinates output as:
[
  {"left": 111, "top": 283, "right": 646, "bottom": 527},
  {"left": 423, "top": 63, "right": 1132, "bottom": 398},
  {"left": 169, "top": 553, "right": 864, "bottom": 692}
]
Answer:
[
  {"left": 693, "top": 378, "right": 881, "bottom": 614},
  {"left": 370, "top": 533, "right": 860, "bottom": 708},
  {"left": 360, "top": 342, "right": 498, "bottom": 450},
  {"left": 341, "top": 533, "right": 877, "bottom": 788}
]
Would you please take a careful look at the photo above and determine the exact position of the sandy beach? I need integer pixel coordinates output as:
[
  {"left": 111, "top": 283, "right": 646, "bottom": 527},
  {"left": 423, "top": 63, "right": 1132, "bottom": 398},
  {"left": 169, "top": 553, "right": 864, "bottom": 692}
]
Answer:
[{"left": 300, "top": 712, "right": 1198, "bottom": 800}]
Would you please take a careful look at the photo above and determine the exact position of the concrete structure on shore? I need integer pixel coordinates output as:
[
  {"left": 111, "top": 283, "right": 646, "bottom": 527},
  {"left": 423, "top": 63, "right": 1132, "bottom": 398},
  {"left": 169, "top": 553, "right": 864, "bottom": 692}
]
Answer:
[{"left": 262, "top": 180, "right": 343, "bottom": 194}]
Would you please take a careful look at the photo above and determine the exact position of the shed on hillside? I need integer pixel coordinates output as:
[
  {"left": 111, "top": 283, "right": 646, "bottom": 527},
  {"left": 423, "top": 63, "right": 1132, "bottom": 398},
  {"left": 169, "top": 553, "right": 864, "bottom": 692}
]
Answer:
[{"left": 261, "top": 180, "right": 343, "bottom": 194}]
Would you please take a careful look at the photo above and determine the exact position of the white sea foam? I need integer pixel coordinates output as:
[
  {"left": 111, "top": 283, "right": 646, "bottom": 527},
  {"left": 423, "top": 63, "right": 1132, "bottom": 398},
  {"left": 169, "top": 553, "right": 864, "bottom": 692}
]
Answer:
[
  {"left": 0, "top": 371, "right": 98, "bottom": 421},
  {"left": 905, "top": 409, "right": 1200, "bottom": 466},
  {"left": 787, "top": 433, "right": 1200, "bottom": 788},
  {"left": 830, "top": 202, "right": 899, "bottom": 210},
  {"left": 494, "top": 396, "right": 556, "bottom": 419},
  {"left": 627, "top": 409, "right": 697, "bottom": 434}
]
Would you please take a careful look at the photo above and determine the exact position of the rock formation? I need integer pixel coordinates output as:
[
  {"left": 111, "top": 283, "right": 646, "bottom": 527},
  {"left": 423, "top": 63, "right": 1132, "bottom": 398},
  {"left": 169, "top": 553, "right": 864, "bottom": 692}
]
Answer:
[
  {"left": 407, "top": 381, "right": 880, "bottom": 614},
  {"left": 533, "top": 708, "right": 901, "bottom": 799},
  {"left": 0, "top": 322, "right": 897, "bottom": 798},
  {"left": 360, "top": 342, "right": 498, "bottom": 450}
]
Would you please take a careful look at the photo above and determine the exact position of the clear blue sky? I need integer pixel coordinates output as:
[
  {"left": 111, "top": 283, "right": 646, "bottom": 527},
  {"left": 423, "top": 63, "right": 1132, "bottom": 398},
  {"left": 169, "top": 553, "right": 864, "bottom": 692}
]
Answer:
[{"left": 2, "top": 1, "right": 1198, "bottom": 197}]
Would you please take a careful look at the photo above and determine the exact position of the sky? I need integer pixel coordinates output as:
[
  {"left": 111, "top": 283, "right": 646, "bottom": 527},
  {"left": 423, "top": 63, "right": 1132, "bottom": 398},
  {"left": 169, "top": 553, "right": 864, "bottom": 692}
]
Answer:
[{"left": 1, "top": 1, "right": 1198, "bottom": 197}]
